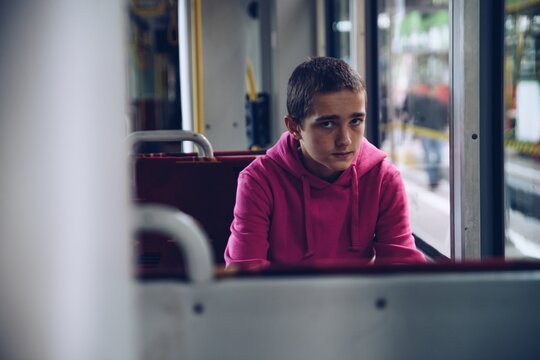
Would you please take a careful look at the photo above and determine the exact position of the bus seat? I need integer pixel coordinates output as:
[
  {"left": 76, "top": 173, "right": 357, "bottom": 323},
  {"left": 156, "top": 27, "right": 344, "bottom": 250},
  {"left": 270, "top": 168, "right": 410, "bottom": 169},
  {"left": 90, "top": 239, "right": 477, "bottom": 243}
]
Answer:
[{"left": 134, "top": 153, "right": 261, "bottom": 279}]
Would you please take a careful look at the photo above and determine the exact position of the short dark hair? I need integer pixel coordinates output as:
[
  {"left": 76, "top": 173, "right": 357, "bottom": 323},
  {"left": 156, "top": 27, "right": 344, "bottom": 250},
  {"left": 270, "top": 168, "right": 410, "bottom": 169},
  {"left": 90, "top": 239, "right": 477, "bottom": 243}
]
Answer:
[{"left": 286, "top": 57, "right": 366, "bottom": 124}]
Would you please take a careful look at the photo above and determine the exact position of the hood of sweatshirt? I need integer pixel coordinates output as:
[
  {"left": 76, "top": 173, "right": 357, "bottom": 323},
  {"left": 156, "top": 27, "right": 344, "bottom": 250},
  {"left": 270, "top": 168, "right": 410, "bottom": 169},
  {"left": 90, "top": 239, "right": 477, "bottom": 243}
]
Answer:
[{"left": 266, "top": 132, "right": 387, "bottom": 257}]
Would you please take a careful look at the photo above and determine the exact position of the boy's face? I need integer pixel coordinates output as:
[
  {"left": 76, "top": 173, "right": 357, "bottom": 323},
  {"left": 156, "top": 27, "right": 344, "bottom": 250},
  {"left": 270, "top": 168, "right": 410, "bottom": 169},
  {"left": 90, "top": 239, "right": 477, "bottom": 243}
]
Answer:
[{"left": 285, "top": 90, "right": 366, "bottom": 181}]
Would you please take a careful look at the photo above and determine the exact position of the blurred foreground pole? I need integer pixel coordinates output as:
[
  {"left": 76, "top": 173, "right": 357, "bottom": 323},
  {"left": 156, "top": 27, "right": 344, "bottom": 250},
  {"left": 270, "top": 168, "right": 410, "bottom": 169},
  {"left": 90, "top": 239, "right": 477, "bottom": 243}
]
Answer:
[{"left": 0, "top": 2, "right": 134, "bottom": 360}]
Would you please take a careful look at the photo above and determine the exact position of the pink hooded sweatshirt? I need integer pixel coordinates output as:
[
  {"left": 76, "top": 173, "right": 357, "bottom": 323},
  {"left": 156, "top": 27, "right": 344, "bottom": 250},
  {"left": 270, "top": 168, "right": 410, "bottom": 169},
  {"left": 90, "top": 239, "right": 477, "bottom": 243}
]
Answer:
[{"left": 225, "top": 132, "right": 425, "bottom": 268}]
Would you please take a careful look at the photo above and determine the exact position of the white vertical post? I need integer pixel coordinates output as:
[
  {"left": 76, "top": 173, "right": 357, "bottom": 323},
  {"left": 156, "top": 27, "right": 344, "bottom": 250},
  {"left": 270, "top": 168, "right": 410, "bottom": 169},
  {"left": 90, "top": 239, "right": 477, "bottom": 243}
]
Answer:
[
  {"left": 316, "top": 0, "right": 327, "bottom": 56},
  {"left": 179, "top": 0, "right": 194, "bottom": 135},
  {"left": 0, "top": 2, "right": 134, "bottom": 359},
  {"left": 450, "top": 0, "right": 482, "bottom": 260},
  {"left": 350, "top": 0, "right": 367, "bottom": 77}
]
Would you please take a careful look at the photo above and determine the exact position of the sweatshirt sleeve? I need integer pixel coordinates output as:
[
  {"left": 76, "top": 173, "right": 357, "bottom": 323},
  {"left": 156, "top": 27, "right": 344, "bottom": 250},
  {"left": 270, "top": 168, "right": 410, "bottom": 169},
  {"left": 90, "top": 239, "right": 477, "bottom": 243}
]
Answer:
[
  {"left": 374, "top": 167, "right": 426, "bottom": 264},
  {"left": 224, "top": 171, "right": 272, "bottom": 269}
]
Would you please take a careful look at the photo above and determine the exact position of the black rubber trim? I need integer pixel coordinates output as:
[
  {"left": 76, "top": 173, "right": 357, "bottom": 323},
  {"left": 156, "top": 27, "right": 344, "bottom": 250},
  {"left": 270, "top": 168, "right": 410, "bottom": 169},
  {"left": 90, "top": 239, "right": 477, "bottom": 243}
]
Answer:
[
  {"left": 479, "top": 0, "right": 505, "bottom": 257},
  {"left": 364, "top": 0, "right": 380, "bottom": 147},
  {"left": 414, "top": 234, "right": 450, "bottom": 262}
]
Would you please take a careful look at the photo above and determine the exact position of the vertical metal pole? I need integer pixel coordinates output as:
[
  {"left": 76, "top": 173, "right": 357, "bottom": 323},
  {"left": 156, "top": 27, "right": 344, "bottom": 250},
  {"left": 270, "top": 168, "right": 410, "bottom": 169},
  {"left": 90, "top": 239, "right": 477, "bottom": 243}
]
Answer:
[
  {"left": 451, "top": 0, "right": 505, "bottom": 260},
  {"left": 351, "top": 0, "right": 366, "bottom": 79},
  {"left": 316, "top": 0, "right": 327, "bottom": 56},
  {"left": 192, "top": 0, "right": 205, "bottom": 133},
  {"left": 450, "top": 0, "right": 481, "bottom": 260},
  {"left": 179, "top": 0, "right": 194, "bottom": 133}
]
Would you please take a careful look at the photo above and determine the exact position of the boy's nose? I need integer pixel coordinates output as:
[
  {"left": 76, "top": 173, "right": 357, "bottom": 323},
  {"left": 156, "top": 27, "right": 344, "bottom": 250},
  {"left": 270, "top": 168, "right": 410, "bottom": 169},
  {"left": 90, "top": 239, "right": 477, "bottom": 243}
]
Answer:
[{"left": 336, "top": 127, "right": 352, "bottom": 147}]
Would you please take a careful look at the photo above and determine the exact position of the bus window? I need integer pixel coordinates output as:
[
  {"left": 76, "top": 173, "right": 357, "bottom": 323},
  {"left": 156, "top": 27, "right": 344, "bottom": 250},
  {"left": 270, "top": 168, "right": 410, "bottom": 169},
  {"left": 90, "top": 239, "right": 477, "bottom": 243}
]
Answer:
[
  {"left": 326, "top": 0, "right": 352, "bottom": 62},
  {"left": 504, "top": 0, "right": 540, "bottom": 259},
  {"left": 376, "top": 0, "right": 450, "bottom": 258},
  {"left": 128, "top": 0, "right": 182, "bottom": 134}
]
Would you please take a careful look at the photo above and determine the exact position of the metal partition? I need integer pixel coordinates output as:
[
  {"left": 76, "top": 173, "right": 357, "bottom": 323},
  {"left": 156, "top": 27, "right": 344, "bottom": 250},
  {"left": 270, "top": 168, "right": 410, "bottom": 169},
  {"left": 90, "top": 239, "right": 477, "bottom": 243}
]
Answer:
[{"left": 140, "top": 269, "right": 540, "bottom": 360}]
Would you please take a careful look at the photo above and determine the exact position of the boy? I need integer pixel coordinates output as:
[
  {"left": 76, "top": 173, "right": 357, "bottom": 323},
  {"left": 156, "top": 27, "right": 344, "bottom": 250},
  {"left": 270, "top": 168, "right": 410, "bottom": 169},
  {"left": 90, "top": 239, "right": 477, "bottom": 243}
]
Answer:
[{"left": 225, "top": 57, "right": 425, "bottom": 269}]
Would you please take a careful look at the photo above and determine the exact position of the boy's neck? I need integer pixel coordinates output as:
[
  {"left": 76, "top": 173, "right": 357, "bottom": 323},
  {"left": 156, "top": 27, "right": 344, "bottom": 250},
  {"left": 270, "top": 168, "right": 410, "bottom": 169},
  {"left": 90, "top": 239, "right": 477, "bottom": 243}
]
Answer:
[{"left": 297, "top": 146, "right": 343, "bottom": 183}]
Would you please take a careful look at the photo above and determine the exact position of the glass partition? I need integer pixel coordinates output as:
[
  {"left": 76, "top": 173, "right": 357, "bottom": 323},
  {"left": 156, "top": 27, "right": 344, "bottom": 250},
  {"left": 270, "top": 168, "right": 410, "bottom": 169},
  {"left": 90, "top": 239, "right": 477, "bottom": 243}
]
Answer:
[
  {"left": 377, "top": 0, "right": 450, "bottom": 257},
  {"left": 504, "top": 0, "right": 540, "bottom": 259},
  {"left": 128, "top": 0, "right": 182, "bottom": 133},
  {"left": 326, "top": 0, "right": 352, "bottom": 62}
]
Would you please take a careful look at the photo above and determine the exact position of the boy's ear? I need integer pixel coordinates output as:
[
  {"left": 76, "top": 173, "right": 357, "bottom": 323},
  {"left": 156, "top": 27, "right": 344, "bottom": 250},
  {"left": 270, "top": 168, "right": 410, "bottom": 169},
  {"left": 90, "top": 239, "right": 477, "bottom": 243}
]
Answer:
[{"left": 284, "top": 116, "right": 301, "bottom": 140}]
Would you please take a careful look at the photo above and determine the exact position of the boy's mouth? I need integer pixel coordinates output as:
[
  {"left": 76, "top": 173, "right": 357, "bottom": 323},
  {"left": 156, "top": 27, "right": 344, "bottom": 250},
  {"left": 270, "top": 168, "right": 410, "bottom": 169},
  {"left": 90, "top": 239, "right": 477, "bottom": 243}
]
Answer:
[{"left": 332, "top": 151, "right": 354, "bottom": 159}]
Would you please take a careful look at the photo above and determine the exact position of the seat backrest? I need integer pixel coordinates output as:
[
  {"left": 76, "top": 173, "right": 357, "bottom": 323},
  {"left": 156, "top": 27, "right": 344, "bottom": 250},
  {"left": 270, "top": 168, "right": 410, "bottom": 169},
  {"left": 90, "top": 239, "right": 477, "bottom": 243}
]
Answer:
[{"left": 134, "top": 153, "right": 261, "bottom": 278}]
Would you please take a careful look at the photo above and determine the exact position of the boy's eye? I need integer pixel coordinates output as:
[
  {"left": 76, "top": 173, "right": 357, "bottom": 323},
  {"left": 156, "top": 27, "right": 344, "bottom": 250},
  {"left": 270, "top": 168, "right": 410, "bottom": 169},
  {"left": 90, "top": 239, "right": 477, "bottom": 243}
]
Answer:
[
  {"left": 351, "top": 118, "right": 363, "bottom": 126},
  {"left": 320, "top": 121, "right": 334, "bottom": 128}
]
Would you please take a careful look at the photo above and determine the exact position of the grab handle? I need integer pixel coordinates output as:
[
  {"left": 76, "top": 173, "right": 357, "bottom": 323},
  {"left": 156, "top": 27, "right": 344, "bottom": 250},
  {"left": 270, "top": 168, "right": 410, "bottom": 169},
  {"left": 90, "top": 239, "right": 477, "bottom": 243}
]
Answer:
[
  {"left": 134, "top": 204, "right": 214, "bottom": 283},
  {"left": 127, "top": 130, "right": 214, "bottom": 157}
]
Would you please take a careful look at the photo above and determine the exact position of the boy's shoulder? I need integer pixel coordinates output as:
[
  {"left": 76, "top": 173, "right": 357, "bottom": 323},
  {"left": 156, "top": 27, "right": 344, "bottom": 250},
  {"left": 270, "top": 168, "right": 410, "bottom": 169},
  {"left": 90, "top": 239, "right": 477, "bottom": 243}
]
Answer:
[
  {"left": 377, "top": 159, "right": 404, "bottom": 188},
  {"left": 357, "top": 139, "right": 399, "bottom": 178},
  {"left": 379, "top": 158, "right": 401, "bottom": 175},
  {"left": 239, "top": 153, "right": 282, "bottom": 179},
  {"left": 358, "top": 157, "right": 401, "bottom": 182}
]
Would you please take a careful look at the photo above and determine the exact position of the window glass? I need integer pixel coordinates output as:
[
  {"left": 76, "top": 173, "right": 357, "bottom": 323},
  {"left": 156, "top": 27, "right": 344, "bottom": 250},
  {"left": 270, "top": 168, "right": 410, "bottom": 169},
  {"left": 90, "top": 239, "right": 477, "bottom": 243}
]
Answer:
[
  {"left": 326, "top": 0, "right": 351, "bottom": 62},
  {"left": 128, "top": 0, "right": 182, "bottom": 133},
  {"left": 504, "top": 0, "right": 540, "bottom": 259},
  {"left": 377, "top": 0, "right": 450, "bottom": 257}
]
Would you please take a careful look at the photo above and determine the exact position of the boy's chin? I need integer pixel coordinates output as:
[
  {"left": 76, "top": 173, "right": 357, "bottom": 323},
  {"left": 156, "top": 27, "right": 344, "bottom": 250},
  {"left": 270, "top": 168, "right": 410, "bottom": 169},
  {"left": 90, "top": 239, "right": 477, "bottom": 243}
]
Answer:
[
  {"left": 333, "top": 159, "right": 354, "bottom": 169},
  {"left": 328, "top": 163, "right": 352, "bottom": 174}
]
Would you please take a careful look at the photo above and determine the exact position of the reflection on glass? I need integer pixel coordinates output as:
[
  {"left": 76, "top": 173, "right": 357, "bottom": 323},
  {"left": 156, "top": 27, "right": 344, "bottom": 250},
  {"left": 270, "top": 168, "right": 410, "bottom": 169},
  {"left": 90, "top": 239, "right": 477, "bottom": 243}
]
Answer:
[
  {"left": 128, "top": 0, "right": 182, "bottom": 133},
  {"left": 326, "top": 0, "right": 351, "bottom": 62},
  {"left": 377, "top": 0, "right": 450, "bottom": 257},
  {"left": 504, "top": 0, "right": 540, "bottom": 259}
]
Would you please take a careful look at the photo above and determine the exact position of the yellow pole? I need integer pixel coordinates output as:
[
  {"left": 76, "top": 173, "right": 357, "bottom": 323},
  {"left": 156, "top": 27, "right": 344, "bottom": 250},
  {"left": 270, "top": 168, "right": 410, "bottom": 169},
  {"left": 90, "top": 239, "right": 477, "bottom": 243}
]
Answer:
[
  {"left": 246, "top": 58, "right": 258, "bottom": 102},
  {"left": 191, "top": 0, "right": 204, "bottom": 133}
]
